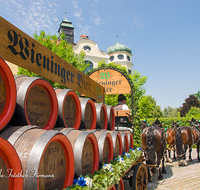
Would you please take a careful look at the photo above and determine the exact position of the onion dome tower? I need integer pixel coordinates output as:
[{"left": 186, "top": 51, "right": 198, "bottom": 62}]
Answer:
[{"left": 107, "top": 34, "right": 133, "bottom": 74}]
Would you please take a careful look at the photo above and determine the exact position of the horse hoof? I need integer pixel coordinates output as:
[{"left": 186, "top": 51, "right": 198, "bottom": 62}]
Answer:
[
  {"left": 189, "top": 159, "right": 193, "bottom": 162},
  {"left": 173, "top": 157, "right": 176, "bottom": 159},
  {"left": 158, "top": 176, "right": 163, "bottom": 180},
  {"left": 169, "top": 159, "right": 173, "bottom": 163},
  {"left": 182, "top": 161, "right": 188, "bottom": 166},
  {"left": 198, "top": 159, "right": 200, "bottom": 162},
  {"left": 178, "top": 161, "right": 182, "bottom": 166}
]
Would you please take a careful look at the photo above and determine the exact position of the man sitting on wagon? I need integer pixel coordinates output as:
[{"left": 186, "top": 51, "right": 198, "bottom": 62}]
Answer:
[{"left": 114, "top": 94, "right": 132, "bottom": 131}]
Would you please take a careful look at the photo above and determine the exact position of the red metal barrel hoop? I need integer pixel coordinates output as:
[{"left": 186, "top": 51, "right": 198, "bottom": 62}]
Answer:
[
  {"left": 106, "top": 106, "right": 115, "bottom": 130},
  {"left": 95, "top": 103, "right": 108, "bottom": 130},
  {"left": 0, "top": 58, "right": 16, "bottom": 130},
  {"left": 79, "top": 98, "right": 97, "bottom": 129},
  {"left": 0, "top": 137, "right": 23, "bottom": 190},
  {"left": 120, "top": 132, "right": 129, "bottom": 153},
  {"left": 55, "top": 89, "right": 81, "bottom": 129},
  {"left": 13, "top": 76, "right": 58, "bottom": 130},
  {"left": 61, "top": 128, "right": 99, "bottom": 178}
]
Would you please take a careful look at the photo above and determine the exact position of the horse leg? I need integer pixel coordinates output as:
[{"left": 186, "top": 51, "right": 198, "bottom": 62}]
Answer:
[
  {"left": 182, "top": 144, "right": 188, "bottom": 166},
  {"left": 165, "top": 149, "right": 169, "bottom": 162},
  {"left": 167, "top": 145, "right": 173, "bottom": 163},
  {"left": 147, "top": 168, "right": 152, "bottom": 182},
  {"left": 173, "top": 147, "right": 176, "bottom": 159},
  {"left": 161, "top": 155, "right": 166, "bottom": 174},
  {"left": 189, "top": 145, "right": 193, "bottom": 162},
  {"left": 157, "top": 151, "right": 164, "bottom": 180},
  {"left": 197, "top": 142, "right": 200, "bottom": 162}
]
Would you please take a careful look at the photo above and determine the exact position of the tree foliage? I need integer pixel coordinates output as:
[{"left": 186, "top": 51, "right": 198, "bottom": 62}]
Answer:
[
  {"left": 185, "top": 107, "right": 200, "bottom": 118},
  {"left": 192, "top": 91, "right": 200, "bottom": 101},
  {"left": 179, "top": 95, "right": 200, "bottom": 117},
  {"left": 138, "top": 95, "right": 162, "bottom": 118},
  {"left": 17, "top": 30, "right": 86, "bottom": 88},
  {"left": 162, "top": 106, "right": 179, "bottom": 118}
]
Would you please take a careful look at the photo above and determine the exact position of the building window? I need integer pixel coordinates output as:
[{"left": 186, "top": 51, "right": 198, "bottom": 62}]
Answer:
[
  {"left": 85, "top": 61, "right": 93, "bottom": 73},
  {"left": 109, "top": 55, "right": 114, "bottom": 61},
  {"left": 118, "top": 54, "right": 124, "bottom": 60},
  {"left": 127, "top": 55, "right": 130, "bottom": 61},
  {"left": 128, "top": 69, "right": 132, "bottom": 74},
  {"left": 83, "top": 46, "right": 91, "bottom": 51}
]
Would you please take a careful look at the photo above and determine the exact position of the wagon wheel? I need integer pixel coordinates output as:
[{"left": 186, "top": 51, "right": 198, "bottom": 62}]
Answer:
[{"left": 132, "top": 163, "right": 148, "bottom": 190}]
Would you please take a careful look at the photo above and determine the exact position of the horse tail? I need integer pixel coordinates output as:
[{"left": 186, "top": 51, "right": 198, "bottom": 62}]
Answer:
[
  {"left": 175, "top": 127, "right": 183, "bottom": 159},
  {"left": 146, "top": 126, "right": 155, "bottom": 165}
]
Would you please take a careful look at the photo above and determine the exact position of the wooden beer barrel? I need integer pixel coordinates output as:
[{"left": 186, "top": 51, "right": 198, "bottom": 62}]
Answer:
[
  {"left": 0, "top": 126, "right": 74, "bottom": 190},
  {"left": 60, "top": 128, "right": 99, "bottom": 178},
  {"left": 0, "top": 58, "right": 16, "bottom": 130},
  {"left": 55, "top": 89, "right": 81, "bottom": 129},
  {"left": 107, "top": 131, "right": 122, "bottom": 159},
  {"left": 0, "top": 137, "right": 23, "bottom": 190},
  {"left": 79, "top": 98, "right": 97, "bottom": 129},
  {"left": 10, "top": 76, "right": 58, "bottom": 130},
  {"left": 95, "top": 103, "right": 108, "bottom": 129},
  {"left": 87, "top": 129, "right": 113, "bottom": 168},
  {"left": 120, "top": 132, "right": 129, "bottom": 153},
  {"left": 125, "top": 131, "right": 134, "bottom": 149},
  {"left": 106, "top": 106, "right": 115, "bottom": 130}
]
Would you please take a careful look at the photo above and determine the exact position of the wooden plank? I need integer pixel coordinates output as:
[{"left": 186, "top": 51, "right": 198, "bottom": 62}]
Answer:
[
  {"left": 0, "top": 16, "right": 104, "bottom": 102},
  {"left": 89, "top": 69, "right": 132, "bottom": 95},
  {"left": 114, "top": 110, "right": 130, "bottom": 117}
]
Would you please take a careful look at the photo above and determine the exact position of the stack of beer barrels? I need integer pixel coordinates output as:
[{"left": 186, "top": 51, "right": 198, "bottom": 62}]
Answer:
[{"left": 0, "top": 58, "right": 133, "bottom": 190}]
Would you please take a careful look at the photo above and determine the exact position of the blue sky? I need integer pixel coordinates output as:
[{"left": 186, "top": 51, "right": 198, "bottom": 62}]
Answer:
[{"left": 1, "top": 0, "right": 200, "bottom": 110}]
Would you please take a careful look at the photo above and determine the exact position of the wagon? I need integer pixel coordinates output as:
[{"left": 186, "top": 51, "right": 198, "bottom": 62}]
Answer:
[
  {"left": 106, "top": 110, "right": 150, "bottom": 190},
  {"left": 107, "top": 155, "right": 148, "bottom": 190}
]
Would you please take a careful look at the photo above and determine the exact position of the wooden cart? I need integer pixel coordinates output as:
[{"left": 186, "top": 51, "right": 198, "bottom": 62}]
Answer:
[{"left": 107, "top": 155, "right": 148, "bottom": 190}]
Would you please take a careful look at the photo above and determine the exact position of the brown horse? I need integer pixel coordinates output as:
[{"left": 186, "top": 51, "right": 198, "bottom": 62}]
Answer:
[
  {"left": 165, "top": 121, "right": 179, "bottom": 162},
  {"left": 141, "top": 120, "right": 166, "bottom": 180},
  {"left": 189, "top": 118, "right": 200, "bottom": 162},
  {"left": 175, "top": 124, "right": 193, "bottom": 166}
]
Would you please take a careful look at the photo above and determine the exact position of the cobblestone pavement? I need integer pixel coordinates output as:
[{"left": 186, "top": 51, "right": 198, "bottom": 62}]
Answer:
[{"left": 124, "top": 148, "right": 200, "bottom": 190}]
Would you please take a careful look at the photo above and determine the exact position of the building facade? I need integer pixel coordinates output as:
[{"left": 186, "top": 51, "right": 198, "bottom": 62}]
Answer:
[{"left": 58, "top": 14, "right": 134, "bottom": 73}]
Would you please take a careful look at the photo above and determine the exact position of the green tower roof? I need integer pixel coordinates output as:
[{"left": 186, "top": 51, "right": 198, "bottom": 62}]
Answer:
[
  {"left": 59, "top": 12, "right": 74, "bottom": 29},
  {"left": 107, "top": 41, "right": 131, "bottom": 54}
]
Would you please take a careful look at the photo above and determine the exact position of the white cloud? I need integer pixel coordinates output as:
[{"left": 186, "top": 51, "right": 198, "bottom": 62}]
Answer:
[
  {"left": 91, "top": 12, "right": 102, "bottom": 25},
  {"left": 132, "top": 17, "right": 144, "bottom": 28},
  {"left": 71, "top": 0, "right": 78, "bottom": 9},
  {"left": 1, "top": 0, "right": 60, "bottom": 36},
  {"left": 74, "top": 9, "right": 82, "bottom": 18}
]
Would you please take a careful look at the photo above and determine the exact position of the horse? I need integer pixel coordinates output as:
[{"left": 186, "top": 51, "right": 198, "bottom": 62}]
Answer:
[
  {"left": 175, "top": 123, "right": 193, "bottom": 166},
  {"left": 141, "top": 120, "right": 166, "bottom": 180},
  {"left": 164, "top": 121, "right": 179, "bottom": 162},
  {"left": 189, "top": 118, "right": 200, "bottom": 162},
  {"left": 150, "top": 119, "right": 176, "bottom": 163}
]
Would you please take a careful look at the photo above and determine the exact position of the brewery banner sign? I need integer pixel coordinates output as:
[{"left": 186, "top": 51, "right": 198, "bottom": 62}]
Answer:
[
  {"left": 0, "top": 16, "right": 104, "bottom": 102},
  {"left": 89, "top": 68, "right": 132, "bottom": 95}
]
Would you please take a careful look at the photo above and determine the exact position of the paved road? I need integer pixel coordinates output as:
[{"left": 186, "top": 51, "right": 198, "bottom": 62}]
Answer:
[{"left": 124, "top": 148, "right": 200, "bottom": 190}]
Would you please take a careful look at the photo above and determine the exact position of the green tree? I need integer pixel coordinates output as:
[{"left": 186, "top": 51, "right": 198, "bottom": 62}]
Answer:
[
  {"left": 185, "top": 107, "right": 200, "bottom": 118},
  {"left": 162, "top": 106, "right": 179, "bottom": 118},
  {"left": 193, "top": 91, "right": 200, "bottom": 101},
  {"left": 138, "top": 95, "right": 162, "bottom": 118},
  {"left": 180, "top": 95, "right": 200, "bottom": 117},
  {"left": 17, "top": 30, "right": 86, "bottom": 88}
]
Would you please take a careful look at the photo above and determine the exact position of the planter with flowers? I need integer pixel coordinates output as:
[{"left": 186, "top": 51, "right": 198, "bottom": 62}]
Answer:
[{"left": 62, "top": 147, "right": 147, "bottom": 190}]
